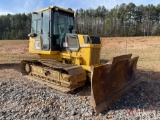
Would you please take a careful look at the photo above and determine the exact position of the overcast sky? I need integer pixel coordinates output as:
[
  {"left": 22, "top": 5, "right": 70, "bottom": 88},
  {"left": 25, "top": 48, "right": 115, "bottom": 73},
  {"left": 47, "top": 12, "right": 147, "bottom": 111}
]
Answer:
[{"left": 0, "top": 0, "right": 159, "bottom": 15}]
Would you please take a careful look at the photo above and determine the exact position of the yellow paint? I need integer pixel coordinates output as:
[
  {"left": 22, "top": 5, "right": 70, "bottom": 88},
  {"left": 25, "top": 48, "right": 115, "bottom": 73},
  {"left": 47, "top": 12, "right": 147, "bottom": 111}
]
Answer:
[
  {"left": 29, "top": 34, "right": 101, "bottom": 72},
  {"left": 34, "top": 6, "right": 74, "bottom": 14}
]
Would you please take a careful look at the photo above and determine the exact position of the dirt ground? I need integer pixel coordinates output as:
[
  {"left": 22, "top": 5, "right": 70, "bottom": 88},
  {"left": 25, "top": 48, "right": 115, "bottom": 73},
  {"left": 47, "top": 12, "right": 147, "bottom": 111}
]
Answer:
[
  {"left": 102, "top": 36, "right": 160, "bottom": 70},
  {"left": 0, "top": 37, "right": 160, "bottom": 119},
  {"left": 0, "top": 40, "right": 37, "bottom": 63},
  {"left": 101, "top": 36, "right": 160, "bottom": 83}
]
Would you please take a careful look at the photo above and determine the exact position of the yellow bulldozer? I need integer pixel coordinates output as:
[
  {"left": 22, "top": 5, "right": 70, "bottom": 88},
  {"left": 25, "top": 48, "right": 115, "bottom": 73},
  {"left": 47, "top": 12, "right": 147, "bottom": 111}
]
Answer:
[{"left": 21, "top": 6, "right": 139, "bottom": 113}]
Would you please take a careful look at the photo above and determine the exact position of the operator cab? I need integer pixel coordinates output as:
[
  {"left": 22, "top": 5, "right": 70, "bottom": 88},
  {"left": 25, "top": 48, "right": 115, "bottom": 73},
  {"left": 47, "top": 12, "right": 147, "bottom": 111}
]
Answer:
[{"left": 28, "top": 6, "right": 75, "bottom": 51}]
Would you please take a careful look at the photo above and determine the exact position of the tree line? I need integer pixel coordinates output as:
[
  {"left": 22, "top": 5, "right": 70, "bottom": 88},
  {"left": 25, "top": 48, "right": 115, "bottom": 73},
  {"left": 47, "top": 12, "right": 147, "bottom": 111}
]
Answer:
[
  {"left": 77, "top": 3, "right": 160, "bottom": 37},
  {"left": 0, "top": 3, "right": 160, "bottom": 40},
  {"left": 0, "top": 13, "right": 31, "bottom": 39}
]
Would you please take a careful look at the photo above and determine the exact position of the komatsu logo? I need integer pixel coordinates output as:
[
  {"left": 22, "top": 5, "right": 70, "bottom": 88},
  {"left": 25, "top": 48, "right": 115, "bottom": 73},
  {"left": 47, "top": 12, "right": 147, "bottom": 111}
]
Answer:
[{"left": 80, "top": 44, "right": 88, "bottom": 47}]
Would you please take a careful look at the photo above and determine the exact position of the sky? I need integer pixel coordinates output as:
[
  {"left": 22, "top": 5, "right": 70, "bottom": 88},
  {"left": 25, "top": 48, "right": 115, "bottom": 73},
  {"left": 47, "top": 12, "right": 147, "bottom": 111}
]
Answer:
[{"left": 0, "top": 0, "right": 159, "bottom": 15}]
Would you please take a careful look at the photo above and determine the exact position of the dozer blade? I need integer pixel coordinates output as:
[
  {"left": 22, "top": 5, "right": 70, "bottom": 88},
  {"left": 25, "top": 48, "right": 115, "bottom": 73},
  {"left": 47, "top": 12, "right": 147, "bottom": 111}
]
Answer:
[{"left": 91, "top": 54, "right": 139, "bottom": 113}]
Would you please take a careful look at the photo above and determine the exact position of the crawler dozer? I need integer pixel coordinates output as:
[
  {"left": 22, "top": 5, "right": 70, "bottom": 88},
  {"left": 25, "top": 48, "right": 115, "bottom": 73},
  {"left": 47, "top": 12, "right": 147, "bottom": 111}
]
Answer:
[{"left": 21, "top": 6, "right": 139, "bottom": 113}]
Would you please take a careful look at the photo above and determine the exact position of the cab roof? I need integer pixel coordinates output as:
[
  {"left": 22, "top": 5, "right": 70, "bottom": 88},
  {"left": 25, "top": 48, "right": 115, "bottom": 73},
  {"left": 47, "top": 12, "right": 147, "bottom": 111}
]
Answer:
[{"left": 33, "top": 6, "right": 74, "bottom": 14}]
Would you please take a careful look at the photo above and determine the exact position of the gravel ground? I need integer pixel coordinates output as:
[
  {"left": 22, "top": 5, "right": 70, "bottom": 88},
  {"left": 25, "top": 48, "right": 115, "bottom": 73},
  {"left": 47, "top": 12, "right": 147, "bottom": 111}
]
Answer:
[{"left": 0, "top": 67, "right": 160, "bottom": 120}]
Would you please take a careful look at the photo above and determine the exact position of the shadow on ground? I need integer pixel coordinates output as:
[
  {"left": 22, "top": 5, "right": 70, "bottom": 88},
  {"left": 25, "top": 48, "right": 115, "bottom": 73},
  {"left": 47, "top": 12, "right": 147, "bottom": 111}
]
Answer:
[{"left": 0, "top": 63, "right": 20, "bottom": 71}]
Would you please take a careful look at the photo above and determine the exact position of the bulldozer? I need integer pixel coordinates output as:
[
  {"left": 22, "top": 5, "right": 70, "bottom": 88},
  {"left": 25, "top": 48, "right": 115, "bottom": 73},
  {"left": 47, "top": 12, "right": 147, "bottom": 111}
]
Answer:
[{"left": 21, "top": 6, "right": 139, "bottom": 113}]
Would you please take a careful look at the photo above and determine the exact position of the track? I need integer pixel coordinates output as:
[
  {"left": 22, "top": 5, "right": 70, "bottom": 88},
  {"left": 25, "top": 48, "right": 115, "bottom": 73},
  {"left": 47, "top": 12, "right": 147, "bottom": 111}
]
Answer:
[{"left": 21, "top": 59, "right": 86, "bottom": 92}]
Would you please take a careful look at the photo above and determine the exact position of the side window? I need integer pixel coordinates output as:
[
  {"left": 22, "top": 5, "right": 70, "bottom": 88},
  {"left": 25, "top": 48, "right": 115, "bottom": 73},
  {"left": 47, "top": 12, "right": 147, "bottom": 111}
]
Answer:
[
  {"left": 54, "top": 13, "right": 65, "bottom": 35},
  {"left": 32, "top": 20, "right": 36, "bottom": 33},
  {"left": 54, "top": 13, "right": 59, "bottom": 35},
  {"left": 68, "top": 16, "right": 74, "bottom": 29},
  {"left": 32, "top": 13, "right": 41, "bottom": 34},
  {"left": 53, "top": 12, "right": 61, "bottom": 45},
  {"left": 37, "top": 20, "right": 41, "bottom": 34},
  {"left": 42, "top": 10, "right": 50, "bottom": 50},
  {"left": 59, "top": 15, "right": 65, "bottom": 34}
]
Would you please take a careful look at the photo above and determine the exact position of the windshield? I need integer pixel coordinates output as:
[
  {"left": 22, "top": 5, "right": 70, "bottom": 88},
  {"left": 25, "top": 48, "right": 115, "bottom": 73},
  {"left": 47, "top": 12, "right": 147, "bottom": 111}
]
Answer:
[
  {"left": 53, "top": 11, "right": 74, "bottom": 46},
  {"left": 54, "top": 11, "right": 74, "bottom": 35}
]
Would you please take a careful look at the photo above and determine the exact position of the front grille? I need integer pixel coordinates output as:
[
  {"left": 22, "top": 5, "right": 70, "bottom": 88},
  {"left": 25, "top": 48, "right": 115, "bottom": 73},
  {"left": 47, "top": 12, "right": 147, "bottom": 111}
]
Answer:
[{"left": 90, "top": 48, "right": 100, "bottom": 65}]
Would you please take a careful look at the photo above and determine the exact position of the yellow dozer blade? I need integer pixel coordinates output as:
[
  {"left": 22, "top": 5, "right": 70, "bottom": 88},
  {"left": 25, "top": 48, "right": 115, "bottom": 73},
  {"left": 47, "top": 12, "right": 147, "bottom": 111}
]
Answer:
[{"left": 91, "top": 54, "right": 139, "bottom": 113}]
